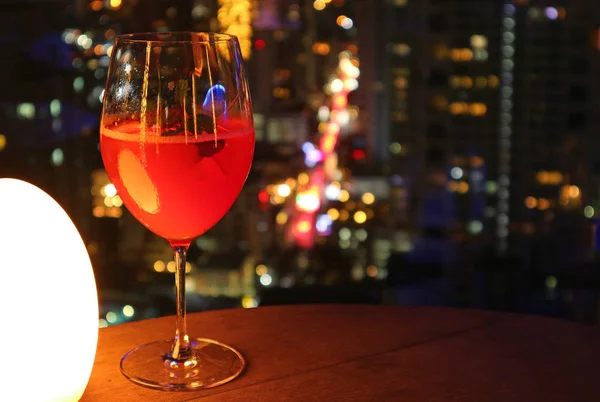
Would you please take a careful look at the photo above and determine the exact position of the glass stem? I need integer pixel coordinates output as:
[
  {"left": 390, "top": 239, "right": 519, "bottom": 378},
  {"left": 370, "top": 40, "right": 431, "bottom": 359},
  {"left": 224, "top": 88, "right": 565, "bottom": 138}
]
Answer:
[{"left": 170, "top": 245, "right": 193, "bottom": 362}]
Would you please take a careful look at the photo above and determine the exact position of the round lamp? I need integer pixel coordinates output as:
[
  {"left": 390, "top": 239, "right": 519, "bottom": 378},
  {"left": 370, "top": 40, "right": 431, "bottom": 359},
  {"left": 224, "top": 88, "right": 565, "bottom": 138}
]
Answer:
[{"left": 0, "top": 179, "right": 98, "bottom": 401}]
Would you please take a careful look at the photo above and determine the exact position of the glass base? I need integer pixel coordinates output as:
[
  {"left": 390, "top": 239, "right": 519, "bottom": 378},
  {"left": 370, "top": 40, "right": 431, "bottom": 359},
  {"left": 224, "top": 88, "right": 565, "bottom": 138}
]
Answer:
[{"left": 120, "top": 338, "right": 245, "bottom": 391}]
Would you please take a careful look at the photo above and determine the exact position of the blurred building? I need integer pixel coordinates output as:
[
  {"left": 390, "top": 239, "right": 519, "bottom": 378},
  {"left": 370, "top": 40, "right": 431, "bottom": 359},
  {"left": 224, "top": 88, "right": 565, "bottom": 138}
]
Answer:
[
  {"left": 508, "top": 0, "right": 600, "bottom": 261},
  {"left": 358, "top": 0, "right": 600, "bottom": 263},
  {"left": 355, "top": 0, "right": 502, "bottom": 264}
]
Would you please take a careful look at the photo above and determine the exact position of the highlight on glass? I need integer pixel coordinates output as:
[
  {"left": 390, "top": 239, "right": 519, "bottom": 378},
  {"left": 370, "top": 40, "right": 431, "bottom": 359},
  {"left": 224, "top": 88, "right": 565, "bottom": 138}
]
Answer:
[{"left": 100, "top": 32, "right": 254, "bottom": 391}]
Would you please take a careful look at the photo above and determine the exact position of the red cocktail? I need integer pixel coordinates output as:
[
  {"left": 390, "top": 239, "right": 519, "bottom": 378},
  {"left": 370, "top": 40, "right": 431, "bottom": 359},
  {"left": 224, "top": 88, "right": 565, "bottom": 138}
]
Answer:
[{"left": 101, "top": 118, "right": 254, "bottom": 246}]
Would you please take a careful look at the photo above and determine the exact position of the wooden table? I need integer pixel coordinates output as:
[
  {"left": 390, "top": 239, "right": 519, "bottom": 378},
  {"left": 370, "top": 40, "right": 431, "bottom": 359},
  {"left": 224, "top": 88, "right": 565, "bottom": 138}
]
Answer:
[{"left": 82, "top": 305, "right": 600, "bottom": 401}]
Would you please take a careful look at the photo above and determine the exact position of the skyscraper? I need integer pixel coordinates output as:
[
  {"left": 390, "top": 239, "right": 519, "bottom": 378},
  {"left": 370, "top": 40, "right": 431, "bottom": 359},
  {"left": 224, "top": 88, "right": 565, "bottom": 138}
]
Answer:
[
  {"left": 359, "top": 0, "right": 600, "bottom": 260},
  {"left": 359, "top": 0, "right": 502, "bottom": 257},
  {"left": 508, "top": 0, "right": 600, "bottom": 260}
]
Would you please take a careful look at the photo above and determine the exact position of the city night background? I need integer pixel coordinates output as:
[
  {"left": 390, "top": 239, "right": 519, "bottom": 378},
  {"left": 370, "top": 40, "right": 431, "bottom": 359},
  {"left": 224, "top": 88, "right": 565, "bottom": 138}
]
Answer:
[{"left": 1, "top": 0, "right": 600, "bottom": 328}]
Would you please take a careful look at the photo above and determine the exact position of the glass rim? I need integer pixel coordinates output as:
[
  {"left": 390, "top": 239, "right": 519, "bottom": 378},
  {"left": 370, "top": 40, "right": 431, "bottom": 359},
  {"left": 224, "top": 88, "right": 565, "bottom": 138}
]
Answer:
[{"left": 115, "top": 32, "right": 239, "bottom": 45}]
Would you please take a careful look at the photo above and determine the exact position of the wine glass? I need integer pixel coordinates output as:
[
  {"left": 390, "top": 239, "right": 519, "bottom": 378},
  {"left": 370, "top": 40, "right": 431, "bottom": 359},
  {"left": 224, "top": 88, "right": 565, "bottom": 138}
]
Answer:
[{"left": 100, "top": 32, "right": 254, "bottom": 391}]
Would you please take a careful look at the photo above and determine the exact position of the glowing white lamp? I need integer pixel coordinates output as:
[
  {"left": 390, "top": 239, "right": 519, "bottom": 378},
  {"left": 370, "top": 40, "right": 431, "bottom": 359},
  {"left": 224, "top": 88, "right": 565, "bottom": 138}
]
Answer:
[{"left": 0, "top": 179, "right": 98, "bottom": 402}]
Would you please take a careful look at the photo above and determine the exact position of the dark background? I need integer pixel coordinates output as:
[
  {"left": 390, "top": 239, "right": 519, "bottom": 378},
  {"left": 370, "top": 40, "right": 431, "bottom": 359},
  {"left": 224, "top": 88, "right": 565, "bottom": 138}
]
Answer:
[{"left": 1, "top": 0, "right": 600, "bottom": 328}]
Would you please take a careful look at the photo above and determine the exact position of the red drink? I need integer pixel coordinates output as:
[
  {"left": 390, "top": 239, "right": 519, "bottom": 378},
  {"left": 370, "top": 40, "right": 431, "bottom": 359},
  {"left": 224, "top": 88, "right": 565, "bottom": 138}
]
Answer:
[{"left": 100, "top": 118, "right": 254, "bottom": 246}]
